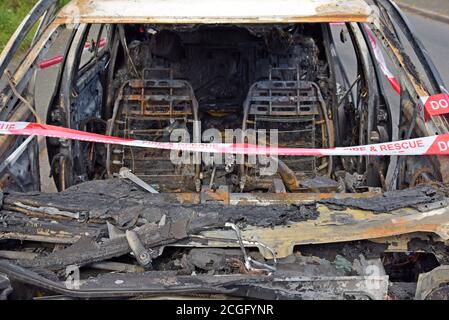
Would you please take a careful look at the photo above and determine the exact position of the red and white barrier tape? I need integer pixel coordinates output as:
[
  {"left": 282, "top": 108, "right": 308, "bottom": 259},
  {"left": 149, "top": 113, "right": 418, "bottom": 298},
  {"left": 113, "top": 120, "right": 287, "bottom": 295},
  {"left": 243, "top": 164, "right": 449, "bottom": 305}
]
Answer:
[
  {"left": 362, "top": 27, "right": 449, "bottom": 120},
  {"left": 83, "top": 38, "right": 107, "bottom": 50},
  {"left": 2, "top": 121, "right": 449, "bottom": 156},
  {"left": 418, "top": 93, "right": 449, "bottom": 121},
  {"left": 364, "top": 26, "right": 401, "bottom": 95},
  {"left": 329, "top": 26, "right": 449, "bottom": 122},
  {"left": 330, "top": 23, "right": 401, "bottom": 94}
]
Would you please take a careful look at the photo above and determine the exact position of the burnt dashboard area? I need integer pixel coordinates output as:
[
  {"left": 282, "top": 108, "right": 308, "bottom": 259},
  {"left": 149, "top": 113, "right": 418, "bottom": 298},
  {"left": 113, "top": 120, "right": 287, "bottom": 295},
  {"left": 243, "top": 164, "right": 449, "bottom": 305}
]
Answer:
[
  {"left": 1, "top": 179, "right": 449, "bottom": 300},
  {"left": 99, "top": 24, "right": 334, "bottom": 193}
]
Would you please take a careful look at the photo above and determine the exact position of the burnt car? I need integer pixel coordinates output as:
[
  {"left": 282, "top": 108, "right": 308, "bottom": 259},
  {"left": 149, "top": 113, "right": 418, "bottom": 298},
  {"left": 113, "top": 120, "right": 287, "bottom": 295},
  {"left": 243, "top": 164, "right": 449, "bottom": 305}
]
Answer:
[{"left": 0, "top": 0, "right": 449, "bottom": 300}]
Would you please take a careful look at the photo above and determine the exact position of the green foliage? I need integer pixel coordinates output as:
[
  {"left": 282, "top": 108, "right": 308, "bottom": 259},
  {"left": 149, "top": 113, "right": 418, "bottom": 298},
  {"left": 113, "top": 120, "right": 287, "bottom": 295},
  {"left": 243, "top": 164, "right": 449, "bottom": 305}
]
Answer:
[
  {"left": 0, "top": 0, "right": 71, "bottom": 52},
  {"left": 0, "top": 0, "right": 38, "bottom": 51}
]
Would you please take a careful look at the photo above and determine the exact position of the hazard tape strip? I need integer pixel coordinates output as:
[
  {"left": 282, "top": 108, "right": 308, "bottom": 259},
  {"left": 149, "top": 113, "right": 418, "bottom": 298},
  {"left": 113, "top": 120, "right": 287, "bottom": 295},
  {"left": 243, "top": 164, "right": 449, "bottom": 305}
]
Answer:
[
  {"left": 2, "top": 121, "right": 449, "bottom": 156},
  {"left": 364, "top": 26, "right": 401, "bottom": 95},
  {"left": 330, "top": 26, "right": 449, "bottom": 121},
  {"left": 418, "top": 93, "right": 449, "bottom": 121},
  {"left": 330, "top": 23, "right": 401, "bottom": 95},
  {"left": 363, "top": 27, "right": 449, "bottom": 120}
]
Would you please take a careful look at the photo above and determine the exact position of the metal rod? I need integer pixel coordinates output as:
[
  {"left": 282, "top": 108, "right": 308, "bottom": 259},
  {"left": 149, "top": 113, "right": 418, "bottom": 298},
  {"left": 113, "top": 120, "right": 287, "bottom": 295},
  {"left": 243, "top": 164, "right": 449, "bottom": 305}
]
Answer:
[{"left": 0, "top": 135, "right": 35, "bottom": 174}]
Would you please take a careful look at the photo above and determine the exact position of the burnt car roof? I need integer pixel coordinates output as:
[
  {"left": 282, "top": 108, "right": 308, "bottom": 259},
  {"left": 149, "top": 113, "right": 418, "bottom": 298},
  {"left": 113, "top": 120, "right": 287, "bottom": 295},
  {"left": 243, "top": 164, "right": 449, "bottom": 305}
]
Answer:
[{"left": 55, "top": 0, "right": 374, "bottom": 24}]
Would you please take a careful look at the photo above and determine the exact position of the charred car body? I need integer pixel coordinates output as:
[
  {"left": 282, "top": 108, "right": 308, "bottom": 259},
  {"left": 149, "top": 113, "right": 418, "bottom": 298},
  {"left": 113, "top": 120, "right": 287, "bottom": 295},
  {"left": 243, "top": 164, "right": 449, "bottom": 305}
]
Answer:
[{"left": 0, "top": 0, "right": 449, "bottom": 300}]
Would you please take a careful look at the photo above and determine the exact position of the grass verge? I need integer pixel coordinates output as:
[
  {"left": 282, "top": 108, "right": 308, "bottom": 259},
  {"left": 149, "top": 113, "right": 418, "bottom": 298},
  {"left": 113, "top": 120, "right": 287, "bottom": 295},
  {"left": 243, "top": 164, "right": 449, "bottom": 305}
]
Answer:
[{"left": 0, "top": 0, "right": 39, "bottom": 52}]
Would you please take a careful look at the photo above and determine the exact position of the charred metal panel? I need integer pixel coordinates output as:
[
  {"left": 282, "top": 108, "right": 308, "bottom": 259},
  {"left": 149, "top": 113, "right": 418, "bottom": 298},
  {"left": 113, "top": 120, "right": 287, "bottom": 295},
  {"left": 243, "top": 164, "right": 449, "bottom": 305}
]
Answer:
[{"left": 55, "top": 0, "right": 373, "bottom": 24}]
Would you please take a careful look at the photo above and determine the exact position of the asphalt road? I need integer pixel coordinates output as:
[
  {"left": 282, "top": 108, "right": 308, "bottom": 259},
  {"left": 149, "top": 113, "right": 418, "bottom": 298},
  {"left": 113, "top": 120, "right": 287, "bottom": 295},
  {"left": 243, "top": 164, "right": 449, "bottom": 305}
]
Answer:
[{"left": 406, "top": 13, "right": 449, "bottom": 88}]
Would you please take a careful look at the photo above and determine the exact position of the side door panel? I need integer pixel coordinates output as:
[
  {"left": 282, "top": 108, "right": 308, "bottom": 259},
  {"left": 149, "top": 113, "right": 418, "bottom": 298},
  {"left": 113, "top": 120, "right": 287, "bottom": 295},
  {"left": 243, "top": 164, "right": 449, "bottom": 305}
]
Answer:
[
  {"left": 0, "top": 22, "right": 65, "bottom": 192},
  {"left": 48, "top": 24, "right": 111, "bottom": 190}
]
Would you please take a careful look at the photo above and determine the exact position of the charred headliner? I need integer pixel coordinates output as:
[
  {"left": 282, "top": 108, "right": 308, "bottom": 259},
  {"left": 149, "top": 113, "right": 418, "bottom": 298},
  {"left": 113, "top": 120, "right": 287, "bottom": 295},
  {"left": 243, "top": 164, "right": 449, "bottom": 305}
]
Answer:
[{"left": 55, "top": 0, "right": 374, "bottom": 24}]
